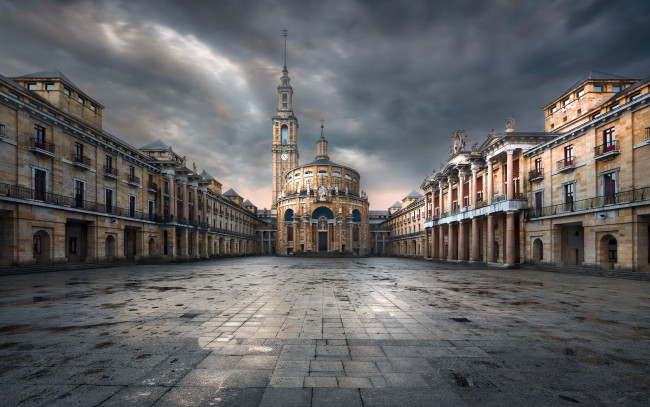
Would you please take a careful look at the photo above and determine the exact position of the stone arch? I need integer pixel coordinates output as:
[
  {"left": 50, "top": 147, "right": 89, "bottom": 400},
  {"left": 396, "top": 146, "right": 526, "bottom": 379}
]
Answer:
[
  {"left": 532, "top": 238, "right": 543, "bottom": 261},
  {"left": 312, "top": 206, "right": 334, "bottom": 219},
  {"left": 32, "top": 230, "right": 51, "bottom": 264},
  {"left": 600, "top": 234, "right": 617, "bottom": 267},
  {"left": 105, "top": 235, "right": 116, "bottom": 260},
  {"left": 148, "top": 238, "right": 156, "bottom": 256},
  {"left": 284, "top": 209, "right": 294, "bottom": 221}
]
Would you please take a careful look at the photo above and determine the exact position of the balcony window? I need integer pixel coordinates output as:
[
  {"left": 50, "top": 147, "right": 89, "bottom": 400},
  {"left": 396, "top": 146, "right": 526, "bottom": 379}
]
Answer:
[
  {"left": 563, "top": 183, "right": 574, "bottom": 212},
  {"left": 129, "top": 195, "right": 136, "bottom": 217},
  {"left": 105, "top": 189, "right": 113, "bottom": 213},
  {"left": 105, "top": 155, "right": 112, "bottom": 171},
  {"left": 564, "top": 145, "right": 573, "bottom": 165},
  {"left": 74, "top": 142, "right": 83, "bottom": 162},
  {"left": 34, "top": 125, "right": 45, "bottom": 147},
  {"left": 603, "top": 172, "right": 617, "bottom": 205},
  {"left": 603, "top": 127, "right": 615, "bottom": 152},
  {"left": 148, "top": 200, "right": 155, "bottom": 221},
  {"left": 534, "top": 191, "right": 543, "bottom": 217},
  {"left": 74, "top": 180, "right": 85, "bottom": 208},
  {"left": 34, "top": 169, "right": 46, "bottom": 201}
]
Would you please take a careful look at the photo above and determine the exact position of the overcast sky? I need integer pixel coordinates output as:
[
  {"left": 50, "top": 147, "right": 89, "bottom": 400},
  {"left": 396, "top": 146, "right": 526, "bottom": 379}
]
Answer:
[{"left": 1, "top": 0, "right": 648, "bottom": 210}]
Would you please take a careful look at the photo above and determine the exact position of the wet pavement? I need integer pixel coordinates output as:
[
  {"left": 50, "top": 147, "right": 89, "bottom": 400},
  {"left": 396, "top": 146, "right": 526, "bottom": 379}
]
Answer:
[{"left": 0, "top": 257, "right": 649, "bottom": 406}]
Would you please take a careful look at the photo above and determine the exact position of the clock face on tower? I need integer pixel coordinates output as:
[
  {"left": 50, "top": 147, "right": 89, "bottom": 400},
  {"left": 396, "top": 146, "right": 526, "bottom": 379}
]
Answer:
[{"left": 281, "top": 153, "right": 288, "bottom": 161}]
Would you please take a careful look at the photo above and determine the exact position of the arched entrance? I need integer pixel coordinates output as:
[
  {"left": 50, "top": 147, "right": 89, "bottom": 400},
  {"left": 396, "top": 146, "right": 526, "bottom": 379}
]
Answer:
[
  {"left": 532, "top": 238, "right": 543, "bottom": 261},
  {"left": 105, "top": 235, "right": 116, "bottom": 260},
  {"left": 312, "top": 207, "right": 334, "bottom": 252},
  {"left": 32, "top": 230, "right": 51, "bottom": 264},
  {"left": 600, "top": 234, "right": 617, "bottom": 268}
]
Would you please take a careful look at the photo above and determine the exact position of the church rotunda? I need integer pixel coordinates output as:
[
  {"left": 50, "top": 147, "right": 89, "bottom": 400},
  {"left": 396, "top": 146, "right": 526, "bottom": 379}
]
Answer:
[{"left": 276, "top": 124, "right": 370, "bottom": 255}]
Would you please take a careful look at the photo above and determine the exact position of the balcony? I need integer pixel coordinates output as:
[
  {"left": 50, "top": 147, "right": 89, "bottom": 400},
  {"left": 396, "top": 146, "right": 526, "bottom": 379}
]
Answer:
[
  {"left": 71, "top": 153, "right": 92, "bottom": 170},
  {"left": 529, "top": 168, "right": 544, "bottom": 182},
  {"left": 556, "top": 157, "right": 576, "bottom": 173},
  {"left": 594, "top": 140, "right": 620, "bottom": 161},
  {"left": 526, "top": 186, "right": 650, "bottom": 219},
  {"left": 491, "top": 194, "right": 506, "bottom": 204},
  {"left": 103, "top": 166, "right": 118, "bottom": 179},
  {"left": 0, "top": 182, "right": 156, "bottom": 222},
  {"left": 126, "top": 174, "right": 141, "bottom": 187},
  {"left": 474, "top": 199, "right": 487, "bottom": 209},
  {"left": 29, "top": 138, "right": 55, "bottom": 158},
  {"left": 147, "top": 181, "right": 159, "bottom": 193}
]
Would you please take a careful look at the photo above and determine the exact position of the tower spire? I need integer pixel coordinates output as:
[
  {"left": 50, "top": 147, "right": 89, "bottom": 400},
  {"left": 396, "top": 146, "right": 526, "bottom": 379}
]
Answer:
[
  {"left": 315, "top": 119, "right": 329, "bottom": 161},
  {"left": 282, "top": 28, "right": 288, "bottom": 70}
]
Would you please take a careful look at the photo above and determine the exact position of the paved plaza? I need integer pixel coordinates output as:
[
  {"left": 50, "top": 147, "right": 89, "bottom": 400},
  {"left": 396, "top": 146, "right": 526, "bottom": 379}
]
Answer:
[{"left": 0, "top": 257, "right": 649, "bottom": 406}]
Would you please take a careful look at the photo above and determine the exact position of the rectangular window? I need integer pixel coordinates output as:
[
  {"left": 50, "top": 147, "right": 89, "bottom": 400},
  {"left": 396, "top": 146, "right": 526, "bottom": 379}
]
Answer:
[
  {"left": 563, "top": 183, "right": 574, "bottom": 212},
  {"left": 282, "top": 103, "right": 287, "bottom": 109},
  {"left": 45, "top": 83, "right": 54, "bottom": 91},
  {"left": 105, "top": 155, "right": 112, "bottom": 170},
  {"left": 77, "top": 96, "right": 85, "bottom": 105},
  {"left": 534, "top": 191, "right": 543, "bottom": 216},
  {"left": 164, "top": 180, "right": 169, "bottom": 195},
  {"left": 90, "top": 104, "right": 97, "bottom": 112},
  {"left": 549, "top": 106, "right": 557, "bottom": 114},
  {"left": 603, "top": 127, "right": 615, "bottom": 152},
  {"left": 105, "top": 189, "right": 113, "bottom": 213},
  {"left": 564, "top": 145, "right": 573, "bottom": 165},
  {"left": 27, "top": 83, "right": 37, "bottom": 90},
  {"left": 282, "top": 93, "right": 287, "bottom": 102},
  {"left": 562, "top": 98, "right": 569, "bottom": 107},
  {"left": 34, "top": 125, "right": 46, "bottom": 146},
  {"left": 34, "top": 169, "right": 46, "bottom": 201},
  {"left": 603, "top": 172, "right": 616, "bottom": 205},
  {"left": 63, "top": 87, "right": 71, "bottom": 96},
  {"left": 0, "top": 123, "right": 5, "bottom": 137},
  {"left": 74, "top": 142, "right": 83, "bottom": 162},
  {"left": 74, "top": 180, "right": 85, "bottom": 208},
  {"left": 577, "top": 88, "right": 584, "bottom": 98},
  {"left": 594, "top": 85, "right": 603, "bottom": 92},
  {"left": 129, "top": 195, "right": 136, "bottom": 217},
  {"left": 535, "top": 157, "right": 542, "bottom": 173},
  {"left": 148, "top": 200, "right": 155, "bottom": 221},
  {"left": 612, "top": 85, "right": 621, "bottom": 92}
]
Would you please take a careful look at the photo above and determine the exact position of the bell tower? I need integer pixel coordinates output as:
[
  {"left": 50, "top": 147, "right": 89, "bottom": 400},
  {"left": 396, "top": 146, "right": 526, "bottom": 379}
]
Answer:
[{"left": 271, "top": 28, "right": 299, "bottom": 211}]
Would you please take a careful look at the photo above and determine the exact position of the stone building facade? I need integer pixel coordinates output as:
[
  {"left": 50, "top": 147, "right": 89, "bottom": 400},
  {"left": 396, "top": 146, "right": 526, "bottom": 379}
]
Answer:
[
  {"left": 380, "top": 70, "right": 650, "bottom": 271},
  {"left": 0, "top": 70, "right": 265, "bottom": 266}
]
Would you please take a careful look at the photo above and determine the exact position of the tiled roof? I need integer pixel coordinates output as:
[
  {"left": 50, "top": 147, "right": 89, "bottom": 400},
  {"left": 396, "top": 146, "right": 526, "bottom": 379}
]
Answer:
[
  {"left": 405, "top": 189, "right": 423, "bottom": 199},
  {"left": 223, "top": 188, "right": 240, "bottom": 197},
  {"left": 140, "top": 139, "right": 169, "bottom": 150},
  {"left": 16, "top": 69, "right": 80, "bottom": 89},
  {"left": 390, "top": 201, "right": 402, "bottom": 208},
  {"left": 243, "top": 199, "right": 255, "bottom": 207},
  {"left": 561, "top": 69, "right": 634, "bottom": 97},
  {"left": 201, "top": 170, "right": 215, "bottom": 181}
]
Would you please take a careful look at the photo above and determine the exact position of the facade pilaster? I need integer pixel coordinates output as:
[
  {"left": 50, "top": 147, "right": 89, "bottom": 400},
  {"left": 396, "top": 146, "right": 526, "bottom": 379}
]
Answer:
[
  {"left": 487, "top": 215, "right": 495, "bottom": 263},
  {"left": 506, "top": 211, "right": 516, "bottom": 265},
  {"left": 487, "top": 160, "right": 493, "bottom": 202},
  {"left": 448, "top": 223, "right": 457, "bottom": 260},
  {"left": 470, "top": 218, "right": 479, "bottom": 261},
  {"left": 506, "top": 149, "right": 514, "bottom": 200},
  {"left": 458, "top": 221, "right": 467, "bottom": 261}
]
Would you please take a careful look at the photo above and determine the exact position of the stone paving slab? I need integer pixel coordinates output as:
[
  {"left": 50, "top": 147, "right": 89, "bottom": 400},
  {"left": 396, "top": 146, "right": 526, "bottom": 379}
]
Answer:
[{"left": 0, "top": 257, "right": 649, "bottom": 406}]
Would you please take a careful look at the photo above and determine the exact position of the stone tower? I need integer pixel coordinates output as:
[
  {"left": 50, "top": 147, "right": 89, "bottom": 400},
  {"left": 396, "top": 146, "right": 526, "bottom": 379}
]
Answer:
[{"left": 271, "top": 29, "right": 299, "bottom": 212}]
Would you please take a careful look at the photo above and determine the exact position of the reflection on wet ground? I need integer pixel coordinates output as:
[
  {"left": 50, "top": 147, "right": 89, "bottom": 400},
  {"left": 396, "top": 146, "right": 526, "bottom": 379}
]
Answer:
[{"left": 0, "top": 257, "right": 649, "bottom": 406}]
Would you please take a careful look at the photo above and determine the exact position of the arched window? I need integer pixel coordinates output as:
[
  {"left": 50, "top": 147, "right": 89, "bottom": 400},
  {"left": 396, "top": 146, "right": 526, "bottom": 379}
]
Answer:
[
  {"left": 281, "top": 125, "right": 288, "bottom": 145},
  {"left": 352, "top": 209, "right": 361, "bottom": 222}
]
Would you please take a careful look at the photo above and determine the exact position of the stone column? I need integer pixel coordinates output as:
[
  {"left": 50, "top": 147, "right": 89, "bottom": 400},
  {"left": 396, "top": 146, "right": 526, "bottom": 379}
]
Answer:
[
  {"left": 471, "top": 166, "right": 478, "bottom": 206},
  {"left": 438, "top": 225, "right": 444, "bottom": 260},
  {"left": 268, "top": 231, "right": 273, "bottom": 254},
  {"left": 168, "top": 176, "right": 176, "bottom": 218},
  {"left": 192, "top": 187, "right": 198, "bottom": 222},
  {"left": 506, "top": 149, "right": 514, "bottom": 200},
  {"left": 431, "top": 226, "right": 437, "bottom": 258},
  {"left": 471, "top": 217, "right": 480, "bottom": 261},
  {"left": 382, "top": 232, "right": 385, "bottom": 255},
  {"left": 486, "top": 215, "right": 495, "bottom": 263},
  {"left": 182, "top": 183, "right": 188, "bottom": 222},
  {"left": 447, "top": 177, "right": 454, "bottom": 212},
  {"left": 458, "top": 221, "right": 467, "bottom": 260},
  {"left": 260, "top": 231, "right": 265, "bottom": 254},
  {"left": 448, "top": 223, "right": 457, "bottom": 260},
  {"left": 487, "top": 161, "right": 493, "bottom": 202},
  {"left": 374, "top": 232, "right": 378, "bottom": 254},
  {"left": 506, "top": 211, "right": 516, "bottom": 265},
  {"left": 424, "top": 228, "right": 430, "bottom": 258},
  {"left": 458, "top": 174, "right": 465, "bottom": 209}
]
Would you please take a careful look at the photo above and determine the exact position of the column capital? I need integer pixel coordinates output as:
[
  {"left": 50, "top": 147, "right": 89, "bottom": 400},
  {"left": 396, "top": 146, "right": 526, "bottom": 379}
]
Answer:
[{"left": 506, "top": 148, "right": 515, "bottom": 155}]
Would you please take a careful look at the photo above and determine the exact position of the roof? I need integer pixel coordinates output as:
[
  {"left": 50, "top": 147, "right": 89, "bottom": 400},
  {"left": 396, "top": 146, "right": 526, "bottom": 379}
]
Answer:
[
  {"left": 16, "top": 69, "right": 80, "bottom": 89},
  {"left": 223, "top": 188, "right": 241, "bottom": 197},
  {"left": 201, "top": 170, "right": 215, "bottom": 181},
  {"left": 0, "top": 73, "right": 27, "bottom": 92},
  {"left": 292, "top": 158, "right": 360, "bottom": 176},
  {"left": 390, "top": 201, "right": 402, "bottom": 208},
  {"left": 405, "top": 189, "right": 423, "bottom": 199},
  {"left": 369, "top": 210, "right": 389, "bottom": 216},
  {"left": 243, "top": 199, "right": 255, "bottom": 207},
  {"left": 140, "top": 139, "right": 170, "bottom": 150},
  {"left": 561, "top": 69, "right": 634, "bottom": 98}
]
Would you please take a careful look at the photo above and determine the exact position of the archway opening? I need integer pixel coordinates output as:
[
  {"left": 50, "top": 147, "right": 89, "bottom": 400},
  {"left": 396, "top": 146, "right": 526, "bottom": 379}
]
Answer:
[
  {"left": 105, "top": 235, "right": 116, "bottom": 260},
  {"left": 148, "top": 238, "right": 156, "bottom": 255},
  {"left": 533, "top": 238, "right": 543, "bottom": 261},
  {"left": 32, "top": 230, "right": 51, "bottom": 264},
  {"left": 600, "top": 234, "right": 617, "bottom": 267}
]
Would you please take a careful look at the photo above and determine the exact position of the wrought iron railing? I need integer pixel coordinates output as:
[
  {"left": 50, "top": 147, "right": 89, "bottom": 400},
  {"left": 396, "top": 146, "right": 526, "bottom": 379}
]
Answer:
[
  {"left": 474, "top": 199, "right": 487, "bottom": 209},
  {"left": 103, "top": 166, "right": 118, "bottom": 177},
  {"left": 30, "top": 138, "right": 55, "bottom": 153},
  {"left": 594, "top": 140, "right": 619, "bottom": 157},
  {"left": 491, "top": 194, "right": 506, "bottom": 204},
  {"left": 529, "top": 168, "right": 544, "bottom": 180},
  {"left": 147, "top": 181, "right": 159, "bottom": 192},
  {"left": 556, "top": 157, "right": 576, "bottom": 171},
  {"left": 71, "top": 153, "right": 91, "bottom": 167},
  {"left": 127, "top": 174, "right": 141, "bottom": 185},
  {"left": 526, "top": 186, "right": 650, "bottom": 219}
]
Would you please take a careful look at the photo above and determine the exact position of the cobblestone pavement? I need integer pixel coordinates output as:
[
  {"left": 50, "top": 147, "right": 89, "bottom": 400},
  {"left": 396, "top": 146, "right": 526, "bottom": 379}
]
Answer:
[{"left": 1, "top": 257, "right": 649, "bottom": 406}]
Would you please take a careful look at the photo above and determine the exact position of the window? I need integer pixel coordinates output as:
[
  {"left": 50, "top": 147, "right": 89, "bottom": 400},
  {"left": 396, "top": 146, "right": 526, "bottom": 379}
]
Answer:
[
  {"left": 282, "top": 103, "right": 287, "bottom": 109},
  {"left": 564, "top": 145, "right": 573, "bottom": 165},
  {"left": 63, "top": 87, "right": 71, "bottom": 96},
  {"left": 305, "top": 171, "right": 313, "bottom": 176},
  {"left": 34, "top": 125, "right": 46, "bottom": 147},
  {"left": 105, "top": 188, "right": 113, "bottom": 213},
  {"left": 45, "top": 83, "right": 54, "bottom": 91},
  {"left": 27, "top": 83, "right": 37, "bottom": 90},
  {"left": 0, "top": 123, "right": 5, "bottom": 137},
  {"left": 549, "top": 106, "right": 557, "bottom": 114},
  {"left": 148, "top": 200, "right": 155, "bottom": 221},
  {"left": 281, "top": 126, "right": 288, "bottom": 145},
  {"left": 129, "top": 165, "right": 135, "bottom": 179},
  {"left": 159, "top": 151, "right": 165, "bottom": 157},
  {"left": 105, "top": 155, "right": 112, "bottom": 171},
  {"left": 534, "top": 191, "right": 543, "bottom": 216},
  {"left": 562, "top": 98, "right": 569, "bottom": 107},
  {"left": 603, "top": 127, "right": 615, "bottom": 152},
  {"left": 282, "top": 79, "right": 288, "bottom": 87},
  {"left": 563, "top": 183, "right": 574, "bottom": 211},
  {"left": 594, "top": 85, "right": 603, "bottom": 92},
  {"left": 74, "top": 179, "right": 85, "bottom": 208},
  {"left": 612, "top": 85, "right": 621, "bottom": 92},
  {"left": 34, "top": 169, "right": 46, "bottom": 201},
  {"left": 535, "top": 157, "right": 542, "bottom": 174},
  {"left": 282, "top": 93, "right": 287, "bottom": 102},
  {"left": 74, "top": 142, "right": 83, "bottom": 162},
  {"left": 77, "top": 96, "right": 85, "bottom": 105},
  {"left": 577, "top": 88, "right": 584, "bottom": 98},
  {"left": 33, "top": 235, "right": 42, "bottom": 256},
  {"left": 129, "top": 195, "right": 136, "bottom": 217},
  {"left": 90, "top": 104, "right": 97, "bottom": 112},
  {"left": 164, "top": 180, "right": 169, "bottom": 195},
  {"left": 603, "top": 172, "right": 617, "bottom": 205}
]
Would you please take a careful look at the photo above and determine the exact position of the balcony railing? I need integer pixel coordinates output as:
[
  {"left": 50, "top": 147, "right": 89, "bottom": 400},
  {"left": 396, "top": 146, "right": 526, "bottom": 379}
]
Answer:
[
  {"left": 126, "top": 174, "right": 141, "bottom": 186},
  {"left": 474, "top": 199, "right": 487, "bottom": 209},
  {"left": 71, "top": 153, "right": 91, "bottom": 169},
  {"left": 491, "top": 194, "right": 506, "bottom": 204},
  {"left": 556, "top": 157, "right": 576, "bottom": 172},
  {"left": 529, "top": 168, "right": 544, "bottom": 182},
  {"left": 29, "top": 138, "right": 55, "bottom": 157},
  {"left": 526, "top": 186, "right": 650, "bottom": 219},
  {"left": 0, "top": 182, "right": 156, "bottom": 221},
  {"left": 147, "top": 181, "right": 159, "bottom": 193},
  {"left": 103, "top": 166, "right": 118, "bottom": 178},
  {"left": 594, "top": 140, "right": 620, "bottom": 160}
]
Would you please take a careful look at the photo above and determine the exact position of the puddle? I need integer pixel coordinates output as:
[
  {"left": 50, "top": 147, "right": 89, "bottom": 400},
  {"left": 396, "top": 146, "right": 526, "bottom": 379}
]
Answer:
[
  {"left": 0, "top": 324, "right": 31, "bottom": 334},
  {"left": 146, "top": 286, "right": 185, "bottom": 291}
]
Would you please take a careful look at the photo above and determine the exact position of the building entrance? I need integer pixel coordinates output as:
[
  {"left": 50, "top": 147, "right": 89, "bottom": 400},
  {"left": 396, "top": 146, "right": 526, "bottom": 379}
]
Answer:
[{"left": 318, "top": 231, "right": 328, "bottom": 252}]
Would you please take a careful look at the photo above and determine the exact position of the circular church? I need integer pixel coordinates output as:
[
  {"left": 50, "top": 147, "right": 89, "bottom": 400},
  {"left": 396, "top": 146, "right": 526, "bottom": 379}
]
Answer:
[{"left": 276, "top": 124, "right": 370, "bottom": 255}]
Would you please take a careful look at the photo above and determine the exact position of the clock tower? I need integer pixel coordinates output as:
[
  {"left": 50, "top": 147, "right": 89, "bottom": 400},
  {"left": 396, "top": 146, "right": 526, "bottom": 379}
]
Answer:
[{"left": 271, "top": 29, "right": 299, "bottom": 211}]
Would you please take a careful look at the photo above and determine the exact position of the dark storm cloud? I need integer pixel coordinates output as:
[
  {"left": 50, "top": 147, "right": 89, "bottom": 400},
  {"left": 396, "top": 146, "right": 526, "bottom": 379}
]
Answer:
[{"left": 1, "top": 0, "right": 648, "bottom": 209}]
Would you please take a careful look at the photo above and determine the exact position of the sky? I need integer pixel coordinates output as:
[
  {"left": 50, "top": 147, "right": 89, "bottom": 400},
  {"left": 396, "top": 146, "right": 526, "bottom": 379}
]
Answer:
[{"left": 1, "top": 0, "right": 648, "bottom": 210}]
